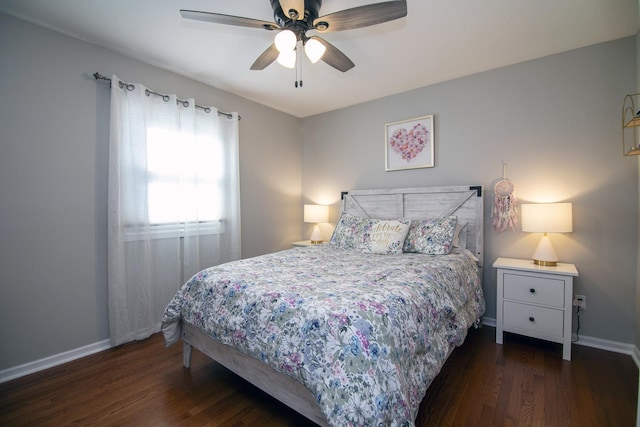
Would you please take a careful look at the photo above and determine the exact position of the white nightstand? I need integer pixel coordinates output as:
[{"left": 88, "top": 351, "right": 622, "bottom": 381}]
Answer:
[
  {"left": 292, "top": 240, "right": 327, "bottom": 247},
  {"left": 493, "top": 257, "right": 579, "bottom": 361}
]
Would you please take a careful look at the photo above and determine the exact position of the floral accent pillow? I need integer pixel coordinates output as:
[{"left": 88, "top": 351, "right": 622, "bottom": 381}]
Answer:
[
  {"left": 402, "top": 216, "right": 458, "bottom": 255},
  {"left": 362, "top": 219, "right": 411, "bottom": 255},
  {"left": 329, "top": 212, "right": 373, "bottom": 250}
]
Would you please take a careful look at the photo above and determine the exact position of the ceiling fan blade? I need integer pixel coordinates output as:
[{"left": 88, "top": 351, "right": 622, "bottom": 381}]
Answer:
[
  {"left": 180, "top": 9, "right": 279, "bottom": 30},
  {"left": 310, "top": 36, "right": 355, "bottom": 72},
  {"left": 313, "top": 0, "right": 407, "bottom": 32},
  {"left": 250, "top": 44, "right": 280, "bottom": 70},
  {"left": 278, "top": 0, "right": 305, "bottom": 20}
]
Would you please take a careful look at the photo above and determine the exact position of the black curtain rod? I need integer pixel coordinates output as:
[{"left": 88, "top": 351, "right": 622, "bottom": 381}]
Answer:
[{"left": 93, "top": 72, "right": 240, "bottom": 120}]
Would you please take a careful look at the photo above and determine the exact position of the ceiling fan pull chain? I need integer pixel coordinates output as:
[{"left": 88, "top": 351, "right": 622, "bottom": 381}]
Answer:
[
  {"left": 299, "top": 54, "right": 303, "bottom": 88},
  {"left": 294, "top": 45, "right": 299, "bottom": 87}
]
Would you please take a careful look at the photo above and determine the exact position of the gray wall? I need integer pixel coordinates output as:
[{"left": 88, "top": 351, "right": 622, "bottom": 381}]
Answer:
[
  {"left": 636, "top": 28, "right": 640, "bottom": 351},
  {"left": 0, "top": 13, "right": 301, "bottom": 370},
  {"left": 302, "top": 37, "right": 638, "bottom": 344}
]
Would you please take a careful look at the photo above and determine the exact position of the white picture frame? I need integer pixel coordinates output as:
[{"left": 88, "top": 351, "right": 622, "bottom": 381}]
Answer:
[{"left": 385, "top": 114, "right": 434, "bottom": 171}]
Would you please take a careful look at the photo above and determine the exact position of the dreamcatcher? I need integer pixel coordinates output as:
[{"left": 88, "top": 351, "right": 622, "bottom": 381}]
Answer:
[{"left": 491, "top": 163, "right": 518, "bottom": 233}]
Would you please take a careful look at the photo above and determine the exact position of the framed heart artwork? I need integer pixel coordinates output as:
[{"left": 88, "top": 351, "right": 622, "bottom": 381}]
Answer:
[{"left": 384, "top": 114, "right": 434, "bottom": 171}]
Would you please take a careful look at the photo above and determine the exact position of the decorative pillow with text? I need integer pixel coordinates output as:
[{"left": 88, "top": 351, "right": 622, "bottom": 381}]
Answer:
[{"left": 362, "top": 219, "right": 411, "bottom": 255}]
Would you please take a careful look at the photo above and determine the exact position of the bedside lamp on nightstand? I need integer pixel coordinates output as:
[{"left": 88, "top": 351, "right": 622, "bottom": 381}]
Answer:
[
  {"left": 521, "top": 202, "right": 573, "bottom": 266},
  {"left": 304, "top": 204, "right": 329, "bottom": 244}
]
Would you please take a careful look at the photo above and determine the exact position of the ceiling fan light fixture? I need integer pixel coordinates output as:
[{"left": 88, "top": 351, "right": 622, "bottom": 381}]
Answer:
[
  {"left": 276, "top": 50, "right": 296, "bottom": 68},
  {"left": 274, "top": 29, "right": 297, "bottom": 52},
  {"left": 304, "top": 38, "right": 326, "bottom": 63}
]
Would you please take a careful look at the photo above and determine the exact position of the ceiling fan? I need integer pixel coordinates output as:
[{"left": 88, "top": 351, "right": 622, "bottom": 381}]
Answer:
[{"left": 180, "top": 0, "right": 408, "bottom": 73}]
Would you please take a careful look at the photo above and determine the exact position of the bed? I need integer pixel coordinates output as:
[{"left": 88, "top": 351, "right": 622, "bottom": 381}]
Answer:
[{"left": 162, "top": 185, "right": 485, "bottom": 426}]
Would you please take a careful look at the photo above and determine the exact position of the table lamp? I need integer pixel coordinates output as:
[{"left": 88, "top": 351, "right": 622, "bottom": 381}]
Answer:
[
  {"left": 521, "top": 203, "right": 573, "bottom": 266},
  {"left": 304, "top": 204, "right": 329, "bottom": 244}
]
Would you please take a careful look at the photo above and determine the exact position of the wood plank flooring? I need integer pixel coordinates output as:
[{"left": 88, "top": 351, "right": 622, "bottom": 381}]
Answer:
[{"left": 1, "top": 326, "right": 637, "bottom": 426}]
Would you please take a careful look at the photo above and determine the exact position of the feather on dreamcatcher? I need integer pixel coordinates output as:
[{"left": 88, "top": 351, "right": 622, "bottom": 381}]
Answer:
[{"left": 492, "top": 163, "right": 518, "bottom": 233}]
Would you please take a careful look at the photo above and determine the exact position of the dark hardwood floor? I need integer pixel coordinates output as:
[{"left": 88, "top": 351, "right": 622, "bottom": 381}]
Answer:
[{"left": 1, "top": 326, "right": 637, "bottom": 426}]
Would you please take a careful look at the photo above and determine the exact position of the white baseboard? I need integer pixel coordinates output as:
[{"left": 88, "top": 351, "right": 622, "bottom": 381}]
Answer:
[
  {"left": 572, "top": 334, "right": 638, "bottom": 364},
  {"left": 0, "top": 339, "right": 112, "bottom": 384},
  {"left": 481, "top": 317, "right": 496, "bottom": 327},
  {"left": 482, "top": 316, "right": 640, "bottom": 368}
]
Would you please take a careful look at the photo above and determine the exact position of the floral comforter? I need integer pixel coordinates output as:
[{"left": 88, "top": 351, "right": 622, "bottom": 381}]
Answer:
[{"left": 162, "top": 245, "right": 485, "bottom": 427}]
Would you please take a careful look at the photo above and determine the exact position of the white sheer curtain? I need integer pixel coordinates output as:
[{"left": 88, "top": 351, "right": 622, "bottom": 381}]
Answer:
[{"left": 107, "top": 75, "right": 241, "bottom": 346}]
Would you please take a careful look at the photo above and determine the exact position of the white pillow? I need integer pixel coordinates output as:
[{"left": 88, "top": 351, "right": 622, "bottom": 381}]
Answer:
[
  {"left": 453, "top": 221, "right": 468, "bottom": 249},
  {"left": 362, "top": 219, "right": 411, "bottom": 255}
]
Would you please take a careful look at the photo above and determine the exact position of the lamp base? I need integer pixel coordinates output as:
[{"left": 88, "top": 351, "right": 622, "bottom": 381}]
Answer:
[
  {"left": 533, "top": 259, "right": 558, "bottom": 267},
  {"left": 531, "top": 234, "right": 560, "bottom": 267},
  {"left": 309, "top": 224, "right": 323, "bottom": 245}
]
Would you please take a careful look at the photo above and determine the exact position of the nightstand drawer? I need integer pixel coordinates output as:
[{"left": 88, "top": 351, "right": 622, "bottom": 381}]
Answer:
[
  {"left": 503, "top": 273, "right": 565, "bottom": 308},
  {"left": 503, "top": 301, "right": 564, "bottom": 338}
]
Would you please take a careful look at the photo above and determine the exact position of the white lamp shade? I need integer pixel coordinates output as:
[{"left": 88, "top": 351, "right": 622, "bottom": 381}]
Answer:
[
  {"left": 521, "top": 203, "right": 573, "bottom": 233},
  {"left": 276, "top": 50, "right": 296, "bottom": 68},
  {"left": 304, "top": 204, "right": 329, "bottom": 223},
  {"left": 274, "top": 30, "right": 297, "bottom": 52},
  {"left": 521, "top": 202, "right": 572, "bottom": 266},
  {"left": 305, "top": 38, "right": 326, "bottom": 63}
]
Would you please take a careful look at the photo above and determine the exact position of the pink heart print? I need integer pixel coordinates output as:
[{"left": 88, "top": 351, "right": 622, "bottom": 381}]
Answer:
[{"left": 389, "top": 123, "right": 429, "bottom": 161}]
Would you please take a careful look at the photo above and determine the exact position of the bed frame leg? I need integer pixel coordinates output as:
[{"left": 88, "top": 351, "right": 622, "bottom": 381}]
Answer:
[{"left": 183, "top": 342, "right": 193, "bottom": 368}]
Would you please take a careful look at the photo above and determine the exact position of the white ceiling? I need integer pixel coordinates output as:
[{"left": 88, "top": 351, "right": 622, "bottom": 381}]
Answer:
[{"left": 1, "top": 0, "right": 637, "bottom": 117}]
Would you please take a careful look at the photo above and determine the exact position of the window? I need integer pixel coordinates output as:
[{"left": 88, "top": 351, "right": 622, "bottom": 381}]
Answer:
[{"left": 146, "top": 126, "right": 223, "bottom": 226}]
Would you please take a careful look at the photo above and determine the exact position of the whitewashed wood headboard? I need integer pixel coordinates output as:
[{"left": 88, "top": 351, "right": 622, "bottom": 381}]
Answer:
[{"left": 341, "top": 185, "right": 484, "bottom": 266}]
